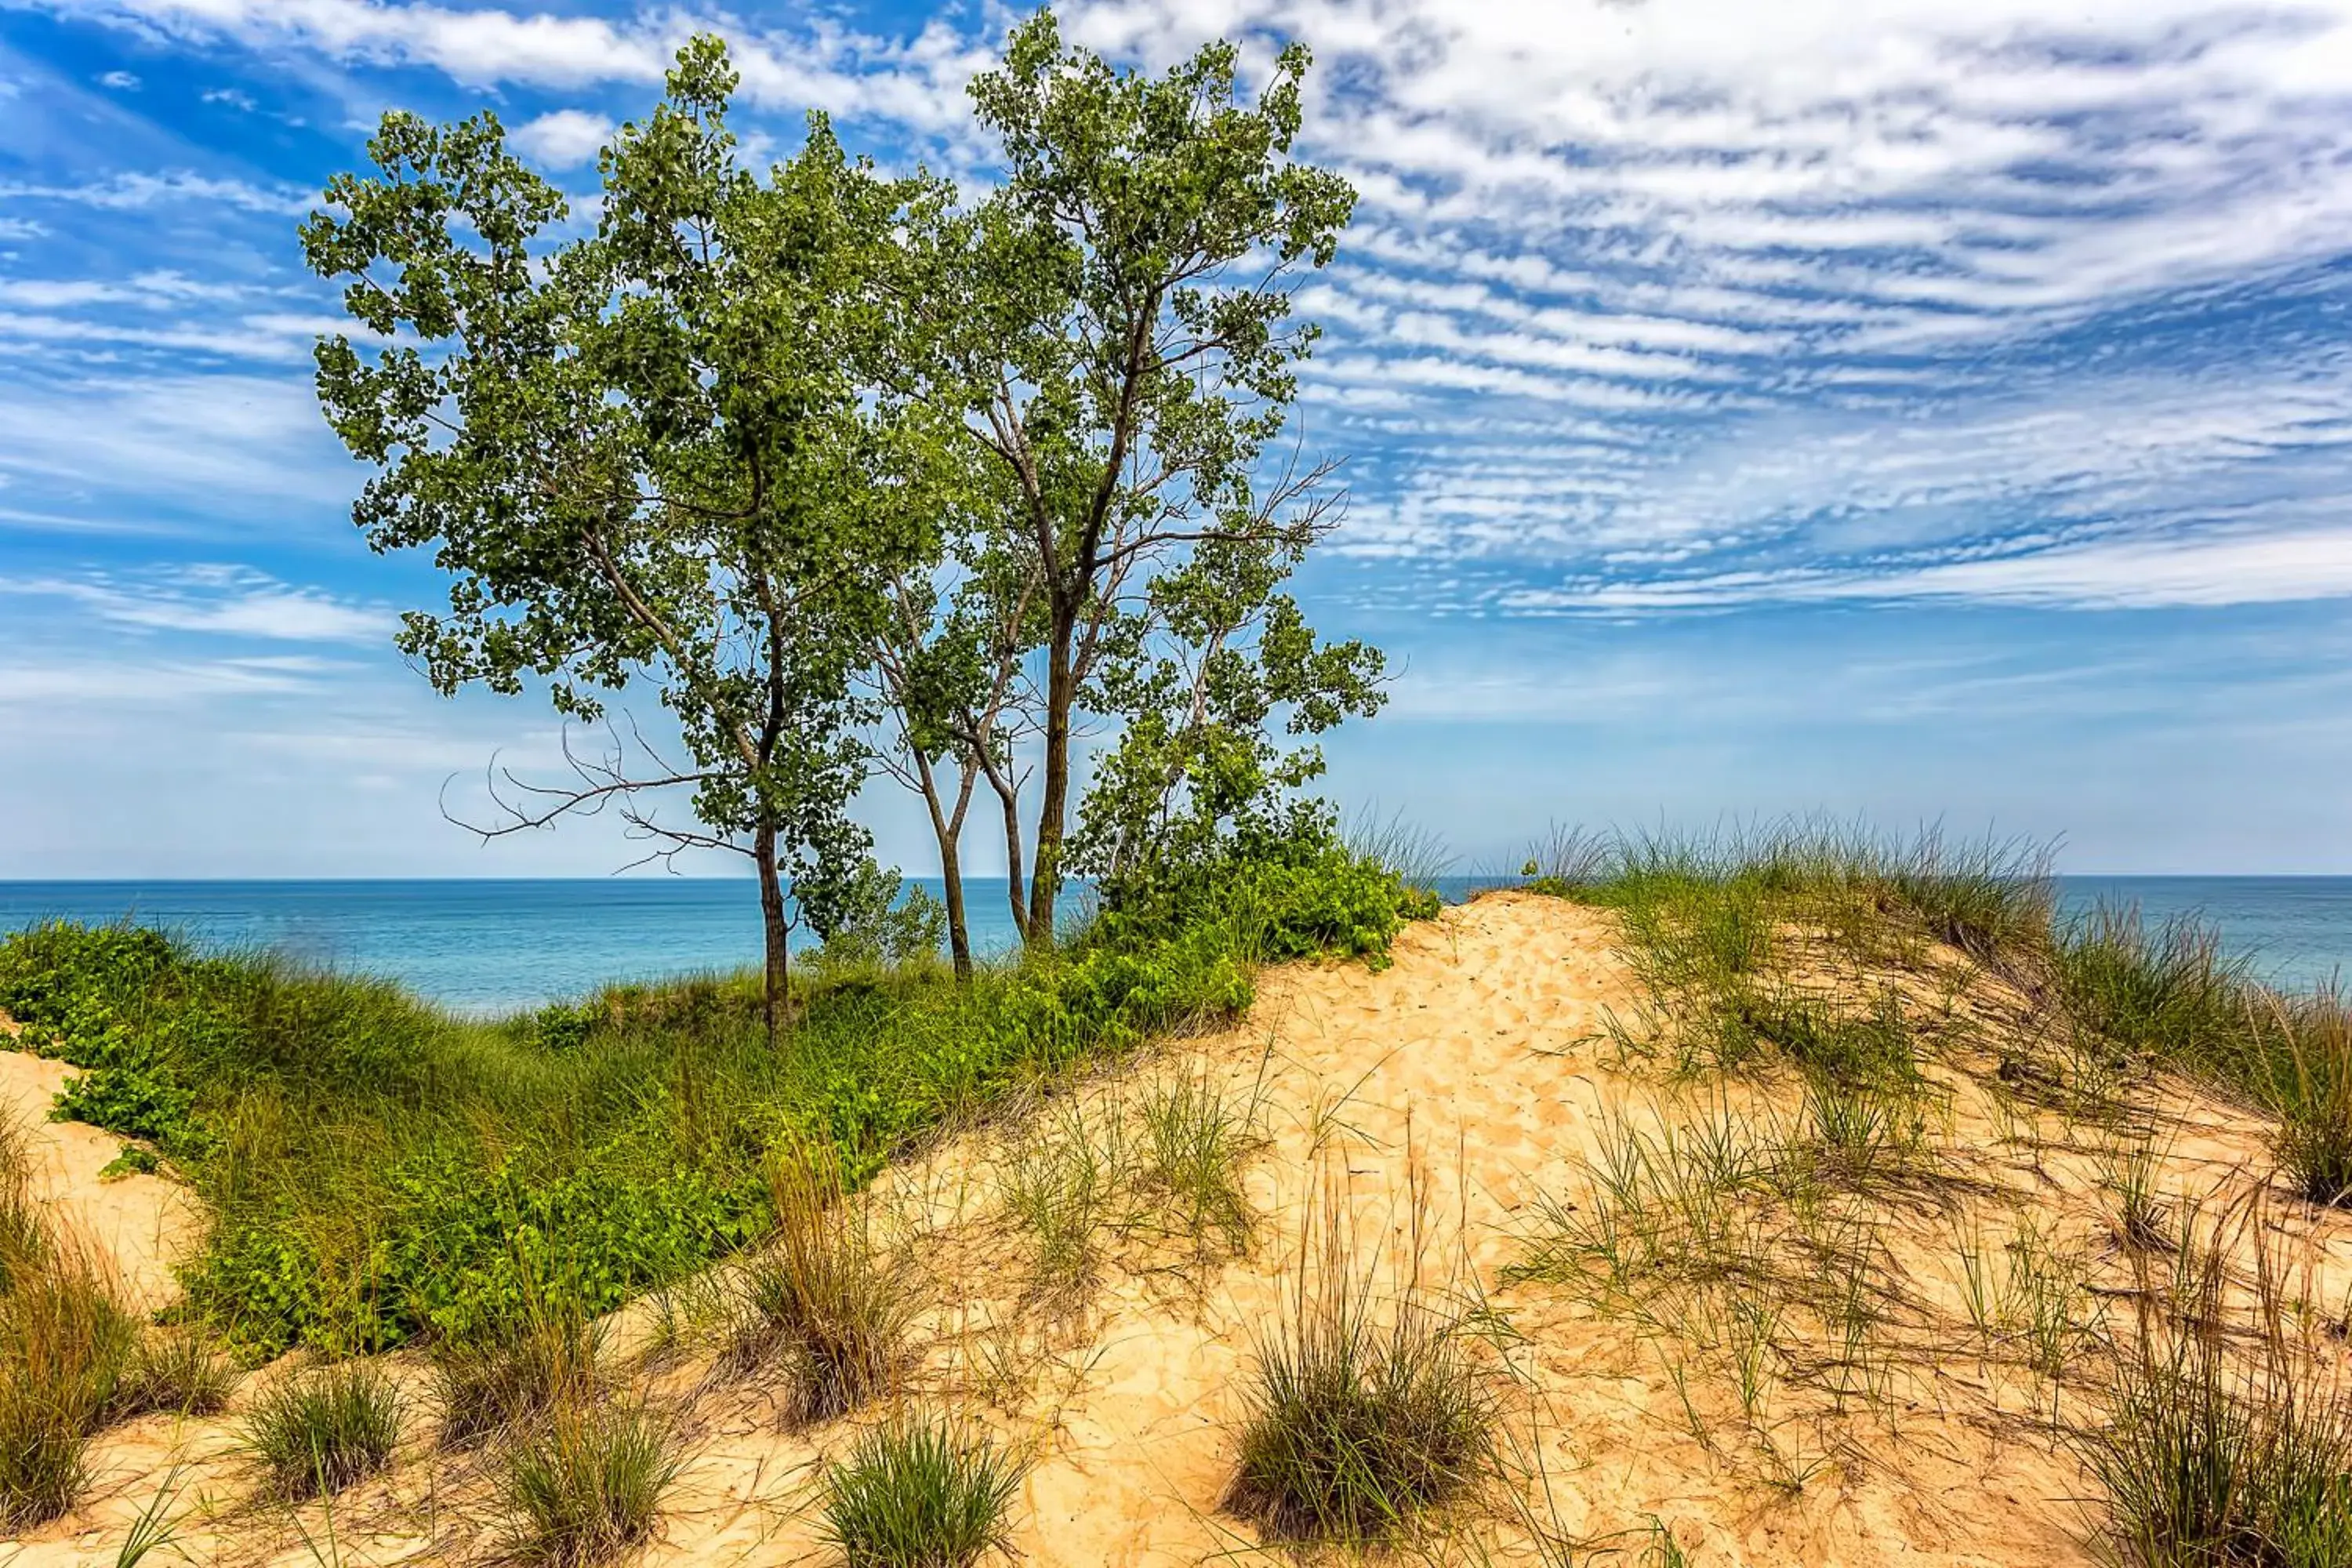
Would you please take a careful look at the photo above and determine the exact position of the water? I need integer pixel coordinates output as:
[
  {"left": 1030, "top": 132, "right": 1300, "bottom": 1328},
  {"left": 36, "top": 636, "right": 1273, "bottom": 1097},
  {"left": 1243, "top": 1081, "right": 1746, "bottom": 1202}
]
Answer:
[
  {"left": 2056, "top": 877, "right": 2352, "bottom": 992},
  {"left": 0, "top": 879, "right": 1034, "bottom": 1016},
  {"left": 2, "top": 876, "right": 2348, "bottom": 1014}
]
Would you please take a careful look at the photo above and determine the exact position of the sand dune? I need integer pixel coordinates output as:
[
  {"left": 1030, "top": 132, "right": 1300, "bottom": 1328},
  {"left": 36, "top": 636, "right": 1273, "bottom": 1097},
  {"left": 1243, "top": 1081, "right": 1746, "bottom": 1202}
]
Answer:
[{"left": 6, "top": 891, "right": 2349, "bottom": 1565}]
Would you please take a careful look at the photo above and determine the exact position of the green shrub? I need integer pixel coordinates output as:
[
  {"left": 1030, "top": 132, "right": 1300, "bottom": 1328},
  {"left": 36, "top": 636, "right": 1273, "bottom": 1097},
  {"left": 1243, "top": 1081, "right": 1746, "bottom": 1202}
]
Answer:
[
  {"left": 820, "top": 1417, "right": 1026, "bottom": 1568},
  {"left": 244, "top": 1362, "right": 403, "bottom": 1499},
  {"left": 496, "top": 1399, "right": 681, "bottom": 1566},
  {"left": 10, "top": 819, "right": 1430, "bottom": 1360},
  {"left": 529, "top": 1003, "right": 597, "bottom": 1054}
]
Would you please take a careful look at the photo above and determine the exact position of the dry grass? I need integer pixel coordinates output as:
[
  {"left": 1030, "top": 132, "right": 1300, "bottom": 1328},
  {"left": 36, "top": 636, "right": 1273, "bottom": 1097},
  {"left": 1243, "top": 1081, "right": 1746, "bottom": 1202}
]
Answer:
[
  {"left": 723, "top": 1145, "right": 913, "bottom": 1421},
  {"left": 1225, "top": 1162, "right": 1495, "bottom": 1546}
]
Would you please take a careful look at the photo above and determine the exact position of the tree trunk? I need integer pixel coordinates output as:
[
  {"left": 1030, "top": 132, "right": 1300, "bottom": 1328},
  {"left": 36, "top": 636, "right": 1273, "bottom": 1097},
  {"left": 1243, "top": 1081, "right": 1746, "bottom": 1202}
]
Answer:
[
  {"left": 914, "top": 750, "right": 975, "bottom": 982},
  {"left": 753, "top": 818, "right": 789, "bottom": 1045},
  {"left": 940, "top": 837, "right": 971, "bottom": 981},
  {"left": 996, "top": 768, "right": 1031, "bottom": 945},
  {"left": 1029, "top": 609, "right": 1078, "bottom": 943}
]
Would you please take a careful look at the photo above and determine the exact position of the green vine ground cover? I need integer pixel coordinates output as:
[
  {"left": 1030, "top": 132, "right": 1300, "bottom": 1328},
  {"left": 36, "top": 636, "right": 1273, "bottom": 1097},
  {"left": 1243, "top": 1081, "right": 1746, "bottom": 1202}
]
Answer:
[{"left": 0, "top": 840, "right": 1433, "bottom": 1359}]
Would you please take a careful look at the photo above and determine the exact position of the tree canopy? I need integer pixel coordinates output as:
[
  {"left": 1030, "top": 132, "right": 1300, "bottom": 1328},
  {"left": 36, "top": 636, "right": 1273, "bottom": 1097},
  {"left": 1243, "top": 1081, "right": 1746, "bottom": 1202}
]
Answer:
[{"left": 308, "top": 8, "right": 1385, "bottom": 1002}]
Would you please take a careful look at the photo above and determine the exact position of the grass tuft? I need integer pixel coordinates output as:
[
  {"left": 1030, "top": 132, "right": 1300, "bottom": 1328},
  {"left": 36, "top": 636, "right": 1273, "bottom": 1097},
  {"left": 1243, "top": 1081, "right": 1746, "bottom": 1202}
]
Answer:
[
  {"left": 432, "top": 1298, "right": 603, "bottom": 1448},
  {"left": 999, "top": 1097, "right": 1131, "bottom": 1297},
  {"left": 2085, "top": 1205, "right": 2352, "bottom": 1566},
  {"left": 244, "top": 1361, "right": 403, "bottom": 1500},
  {"left": 1136, "top": 1060, "right": 1265, "bottom": 1254},
  {"left": 724, "top": 1149, "right": 911, "bottom": 1421},
  {"left": 1225, "top": 1171, "right": 1492, "bottom": 1545},
  {"left": 0, "top": 1119, "right": 142, "bottom": 1529},
  {"left": 2267, "top": 990, "right": 2352, "bottom": 1207},
  {"left": 495, "top": 1397, "right": 682, "bottom": 1566},
  {"left": 118, "top": 1326, "right": 240, "bottom": 1419},
  {"left": 819, "top": 1416, "right": 1026, "bottom": 1568}
]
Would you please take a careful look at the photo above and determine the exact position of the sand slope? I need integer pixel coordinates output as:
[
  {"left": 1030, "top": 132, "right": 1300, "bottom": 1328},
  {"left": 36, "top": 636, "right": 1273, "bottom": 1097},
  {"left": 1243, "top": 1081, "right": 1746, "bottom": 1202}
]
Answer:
[
  {"left": 0, "top": 1022, "right": 196, "bottom": 1313},
  {"left": 8, "top": 892, "right": 2350, "bottom": 1565}
]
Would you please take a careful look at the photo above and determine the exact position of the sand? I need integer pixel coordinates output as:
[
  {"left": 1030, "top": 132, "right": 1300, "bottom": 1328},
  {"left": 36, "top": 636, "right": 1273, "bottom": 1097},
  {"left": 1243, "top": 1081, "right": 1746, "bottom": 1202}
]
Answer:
[
  {"left": 0, "top": 1021, "right": 198, "bottom": 1314},
  {"left": 5, "top": 891, "right": 2350, "bottom": 1565}
]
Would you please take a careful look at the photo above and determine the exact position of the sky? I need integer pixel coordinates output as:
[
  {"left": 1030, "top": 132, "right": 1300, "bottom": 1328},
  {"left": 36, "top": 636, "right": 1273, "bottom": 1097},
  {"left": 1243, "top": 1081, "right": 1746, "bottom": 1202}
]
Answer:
[{"left": 5, "top": 0, "right": 2352, "bottom": 877}]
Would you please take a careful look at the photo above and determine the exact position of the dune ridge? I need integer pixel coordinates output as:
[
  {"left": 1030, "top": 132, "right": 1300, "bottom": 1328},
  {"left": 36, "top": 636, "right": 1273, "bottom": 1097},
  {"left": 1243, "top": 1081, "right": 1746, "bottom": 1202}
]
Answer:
[{"left": 4, "top": 890, "right": 2349, "bottom": 1565}]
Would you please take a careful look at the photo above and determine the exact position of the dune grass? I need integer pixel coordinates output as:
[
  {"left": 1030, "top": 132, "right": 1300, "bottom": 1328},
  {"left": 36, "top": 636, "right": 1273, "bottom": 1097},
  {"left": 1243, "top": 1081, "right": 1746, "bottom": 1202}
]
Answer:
[
  {"left": 1524, "top": 821, "right": 2352, "bottom": 1211},
  {"left": 0, "top": 840, "right": 1428, "bottom": 1359},
  {"left": 244, "top": 1361, "right": 403, "bottom": 1500},
  {"left": 495, "top": 1396, "right": 682, "bottom": 1567},
  {"left": 819, "top": 1417, "right": 1027, "bottom": 1568},
  {"left": 1135, "top": 1058, "right": 1268, "bottom": 1256},
  {"left": 2083, "top": 1199, "right": 2352, "bottom": 1567}
]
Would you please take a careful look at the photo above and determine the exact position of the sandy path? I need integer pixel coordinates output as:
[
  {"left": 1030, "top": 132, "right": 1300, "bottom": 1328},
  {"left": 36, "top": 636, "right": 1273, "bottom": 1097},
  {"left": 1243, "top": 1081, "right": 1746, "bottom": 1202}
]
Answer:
[{"left": 610, "top": 893, "right": 2110, "bottom": 1567}]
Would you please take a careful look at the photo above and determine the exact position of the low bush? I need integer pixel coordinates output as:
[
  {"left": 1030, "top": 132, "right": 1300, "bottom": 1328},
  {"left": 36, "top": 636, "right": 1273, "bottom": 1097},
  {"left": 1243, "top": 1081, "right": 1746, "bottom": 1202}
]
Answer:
[
  {"left": 496, "top": 1398, "right": 681, "bottom": 1566},
  {"left": 244, "top": 1362, "right": 403, "bottom": 1499},
  {"left": 819, "top": 1417, "right": 1026, "bottom": 1568}
]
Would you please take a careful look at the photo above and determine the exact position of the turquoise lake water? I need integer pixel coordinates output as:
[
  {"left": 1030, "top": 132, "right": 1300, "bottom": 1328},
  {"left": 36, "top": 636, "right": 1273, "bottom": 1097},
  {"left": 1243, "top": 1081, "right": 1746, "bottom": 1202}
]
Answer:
[{"left": 1, "top": 876, "right": 2347, "bottom": 1015}]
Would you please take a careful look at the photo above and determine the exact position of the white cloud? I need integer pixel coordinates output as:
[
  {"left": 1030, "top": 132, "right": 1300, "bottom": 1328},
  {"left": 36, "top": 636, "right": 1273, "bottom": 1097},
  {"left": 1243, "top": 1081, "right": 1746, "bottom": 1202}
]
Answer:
[
  {"left": 509, "top": 108, "right": 612, "bottom": 167},
  {"left": 37, "top": 0, "right": 989, "bottom": 128},
  {"left": 0, "top": 655, "right": 338, "bottom": 706},
  {"left": 0, "top": 169, "right": 310, "bottom": 213},
  {"left": 0, "top": 371, "right": 350, "bottom": 517},
  {"left": 3, "top": 564, "right": 394, "bottom": 641},
  {"left": 96, "top": 68, "right": 140, "bottom": 89},
  {"left": 1498, "top": 526, "right": 2352, "bottom": 613}
]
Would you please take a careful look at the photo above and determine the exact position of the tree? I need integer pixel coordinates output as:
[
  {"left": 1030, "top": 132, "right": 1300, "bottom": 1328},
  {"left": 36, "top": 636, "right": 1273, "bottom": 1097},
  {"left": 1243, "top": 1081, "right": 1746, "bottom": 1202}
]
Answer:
[
  {"left": 303, "top": 39, "right": 927, "bottom": 1038},
  {"left": 1071, "top": 536, "right": 1386, "bottom": 893},
  {"left": 893, "top": 9, "right": 1368, "bottom": 942},
  {"left": 866, "top": 494, "right": 1044, "bottom": 979}
]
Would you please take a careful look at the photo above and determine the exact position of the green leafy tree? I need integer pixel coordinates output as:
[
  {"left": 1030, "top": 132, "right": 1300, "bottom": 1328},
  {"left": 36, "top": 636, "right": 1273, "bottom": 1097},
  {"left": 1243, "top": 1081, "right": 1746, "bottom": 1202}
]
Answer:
[
  {"left": 1072, "top": 538, "right": 1385, "bottom": 892},
  {"left": 303, "top": 39, "right": 928, "bottom": 1037},
  {"left": 888, "top": 9, "right": 1370, "bottom": 943}
]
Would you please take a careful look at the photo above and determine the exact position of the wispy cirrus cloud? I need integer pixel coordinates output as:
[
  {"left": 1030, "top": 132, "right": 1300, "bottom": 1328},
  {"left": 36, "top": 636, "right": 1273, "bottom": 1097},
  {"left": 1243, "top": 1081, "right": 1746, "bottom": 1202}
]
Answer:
[
  {"left": 2, "top": 564, "right": 394, "bottom": 641},
  {"left": 12, "top": 0, "right": 2352, "bottom": 869}
]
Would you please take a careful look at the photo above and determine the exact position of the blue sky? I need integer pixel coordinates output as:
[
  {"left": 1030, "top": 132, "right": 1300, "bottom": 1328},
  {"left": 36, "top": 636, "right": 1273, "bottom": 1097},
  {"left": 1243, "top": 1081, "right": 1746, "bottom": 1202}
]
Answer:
[{"left": 6, "top": 0, "right": 2352, "bottom": 877}]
